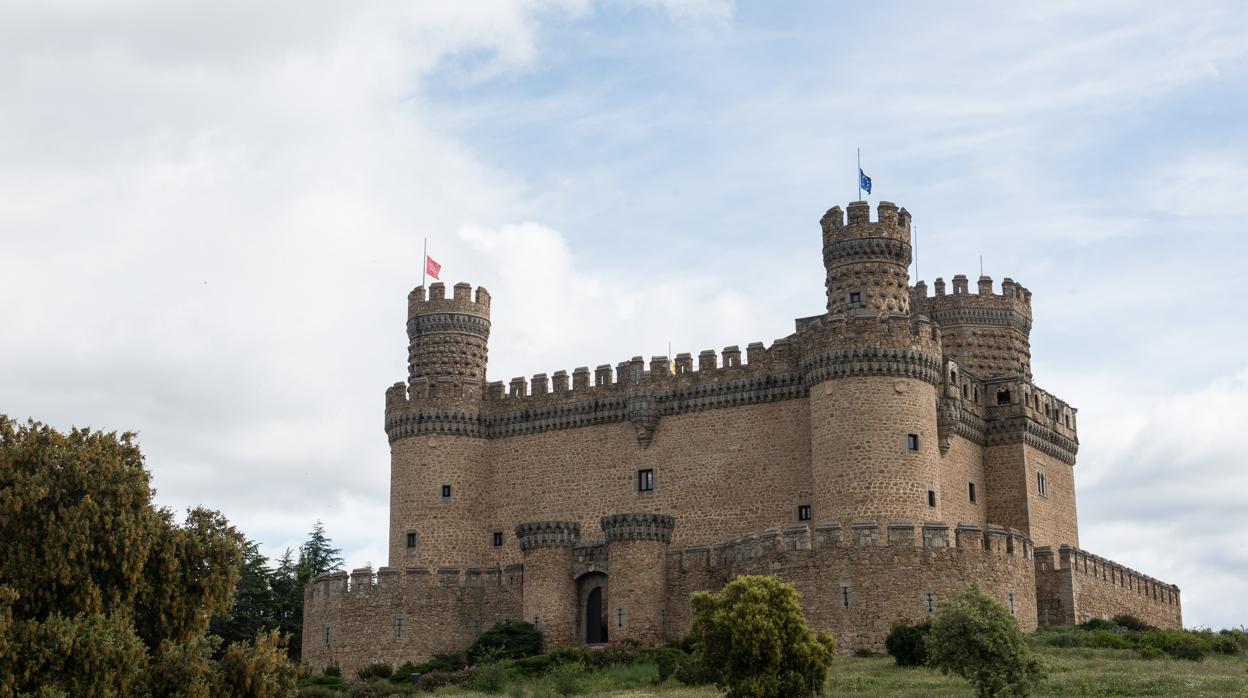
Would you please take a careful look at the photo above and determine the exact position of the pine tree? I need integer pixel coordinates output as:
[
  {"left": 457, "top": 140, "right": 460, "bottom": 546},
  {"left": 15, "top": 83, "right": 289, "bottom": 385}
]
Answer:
[
  {"left": 296, "top": 520, "right": 344, "bottom": 584},
  {"left": 209, "top": 539, "right": 276, "bottom": 650}
]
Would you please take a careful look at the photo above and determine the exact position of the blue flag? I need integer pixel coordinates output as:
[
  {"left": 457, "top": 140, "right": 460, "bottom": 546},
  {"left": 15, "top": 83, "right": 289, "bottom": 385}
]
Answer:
[{"left": 859, "top": 168, "right": 872, "bottom": 195}]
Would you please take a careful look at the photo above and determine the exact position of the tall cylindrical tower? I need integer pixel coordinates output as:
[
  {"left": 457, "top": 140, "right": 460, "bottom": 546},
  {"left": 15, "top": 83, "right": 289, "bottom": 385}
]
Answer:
[
  {"left": 601, "top": 513, "right": 675, "bottom": 646},
  {"left": 804, "top": 202, "right": 945, "bottom": 525},
  {"left": 516, "top": 521, "right": 580, "bottom": 650},
  {"left": 385, "top": 281, "right": 492, "bottom": 568}
]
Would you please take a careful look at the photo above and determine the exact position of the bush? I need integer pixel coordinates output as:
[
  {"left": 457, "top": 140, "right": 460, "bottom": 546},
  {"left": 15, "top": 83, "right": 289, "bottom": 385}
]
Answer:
[
  {"left": 926, "top": 585, "right": 1044, "bottom": 698},
  {"left": 148, "top": 635, "right": 221, "bottom": 698},
  {"left": 546, "top": 661, "right": 586, "bottom": 696},
  {"left": 1138, "top": 629, "right": 1211, "bottom": 662},
  {"left": 390, "top": 661, "right": 419, "bottom": 684},
  {"left": 466, "top": 620, "right": 543, "bottom": 663},
  {"left": 643, "top": 647, "right": 684, "bottom": 683},
  {"left": 356, "top": 662, "right": 393, "bottom": 681},
  {"left": 885, "top": 621, "right": 932, "bottom": 667},
  {"left": 218, "top": 630, "right": 301, "bottom": 698},
  {"left": 1215, "top": 629, "right": 1245, "bottom": 654},
  {"left": 1077, "top": 617, "right": 1119, "bottom": 632},
  {"left": 415, "top": 668, "right": 473, "bottom": 691},
  {"left": 1112, "top": 614, "right": 1151, "bottom": 632},
  {"left": 689, "top": 575, "right": 837, "bottom": 698},
  {"left": 512, "top": 653, "right": 562, "bottom": 676},
  {"left": 673, "top": 649, "right": 717, "bottom": 686},
  {"left": 469, "top": 662, "right": 509, "bottom": 692},
  {"left": 324, "top": 665, "right": 341, "bottom": 677},
  {"left": 1136, "top": 645, "right": 1165, "bottom": 660},
  {"left": 1085, "top": 630, "right": 1133, "bottom": 650}
]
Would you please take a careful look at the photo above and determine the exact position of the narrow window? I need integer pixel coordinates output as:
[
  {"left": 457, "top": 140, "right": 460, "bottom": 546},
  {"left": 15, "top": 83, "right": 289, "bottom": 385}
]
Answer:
[
  {"left": 962, "top": 383, "right": 969, "bottom": 398},
  {"left": 924, "top": 590, "right": 937, "bottom": 613},
  {"left": 968, "top": 482, "right": 976, "bottom": 503},
  {"left": 637, "top": 469, "right": 654, "bottom": 492},
  {"left": 849, "top": 291, "right": 862, "bottom": 304},
  {"left": 840, "top": 585, "right": 852, "bottom": 609},
  {"left": 907, "top": 434, "right": 919, "bottom": 451},
  {"left": 927, "top": 490, "right": 937, "bottom": 508},
  {"left": 616, "top": 607, "right": 627, "bottom": 629},
  {"left": 1007, "top": 590, "right": 1017, "bottom": 616},
  {"left": 492, "top": 531, "right": 504, "bottom": 547},
  {"left": 405, "top": 532, "right": 417, "bottom": 549},
  {"left": 394, "top": 615, "right": 404, "bottom": 639},
  {"left": 324, "top": 625, "right": 331, "bottom": 647},
  {"left": 1036, "top": 471, "right": 1047, "bottom": 497},
  {"left": 440, "top": 484, "right": 452, "bottom": 498},
  {"left": 798, "top": 505, "right": 812, "bottom": 522}
]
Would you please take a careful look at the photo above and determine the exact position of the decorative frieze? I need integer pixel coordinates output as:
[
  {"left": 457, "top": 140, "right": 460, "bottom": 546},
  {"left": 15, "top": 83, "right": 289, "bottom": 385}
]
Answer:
[
  {"left": 600, "top": 513, "right": 676, "bottom": 543},
  {"left": 514, "top": 521, "right": 580, "bottom": 551}
]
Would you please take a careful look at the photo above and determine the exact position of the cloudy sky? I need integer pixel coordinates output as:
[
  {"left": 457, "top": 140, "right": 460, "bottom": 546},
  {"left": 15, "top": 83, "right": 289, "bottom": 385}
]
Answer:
[{"left": 2, "top": 2, "right": 1246, "bottom": 629}]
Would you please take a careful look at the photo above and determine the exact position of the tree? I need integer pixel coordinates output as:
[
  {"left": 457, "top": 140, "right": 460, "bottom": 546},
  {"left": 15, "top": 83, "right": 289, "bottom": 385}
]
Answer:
[
  {"left": 689, "top": 575, "right": 837, "bottom": 698},
  {"left": 210, "top": 540, "right": 277, "bottom": 650},
  {"left": 296, "top": 520, "right": 343, "bottom": 584},
  {"left": 885, "top": 620, "right": 932, "bottom": 667},
  {"left": 276, "top": 521, "right": 343, "bottom": 661},
  {"left": 926, "top": 585, "right": 1045, "bottom": 698}
]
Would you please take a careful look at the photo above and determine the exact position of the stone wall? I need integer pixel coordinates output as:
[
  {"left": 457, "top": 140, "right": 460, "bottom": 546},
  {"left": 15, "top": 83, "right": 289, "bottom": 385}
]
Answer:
[
  {"left": 1034, "top": 546, "right": 1181, "bottom": 629},
  {"left": 665, "top": 520, "right": 1037, "bottom": 652},
  {"left": 302, "top": 565, "right": 522, "bottom": 675}
]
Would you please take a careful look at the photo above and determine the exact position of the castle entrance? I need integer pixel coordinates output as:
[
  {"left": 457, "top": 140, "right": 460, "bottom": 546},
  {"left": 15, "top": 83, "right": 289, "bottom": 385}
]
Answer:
[{"left": 577, "top": 572, "right": 609, "bottom": 645}]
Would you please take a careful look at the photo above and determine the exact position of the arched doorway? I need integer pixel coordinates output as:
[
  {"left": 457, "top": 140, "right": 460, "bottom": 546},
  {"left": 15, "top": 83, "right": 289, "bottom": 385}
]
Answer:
[{"left": 577, "top": 572, "right": 608, "bottom": 645}]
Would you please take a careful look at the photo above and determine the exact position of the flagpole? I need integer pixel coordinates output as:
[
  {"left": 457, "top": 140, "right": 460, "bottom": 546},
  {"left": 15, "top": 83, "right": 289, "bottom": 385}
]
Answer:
[
  {"left": 422, "top": 237, "right": 428, "bottom": 289},
  {"left": 857, "top": 148, "right": 862, "bottom": 201}
]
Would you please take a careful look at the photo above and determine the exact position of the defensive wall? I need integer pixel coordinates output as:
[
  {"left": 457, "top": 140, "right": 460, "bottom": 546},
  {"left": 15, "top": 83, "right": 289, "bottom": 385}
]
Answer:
[
  {"left": 666, "top": 519, "right": 1038, "bottom": 652},
  {"left": 1034, "top": 545, "right": 1182, "bottom": 629},
  {"left": 302, "top": 564, "right": 522, "bottom": 675}
]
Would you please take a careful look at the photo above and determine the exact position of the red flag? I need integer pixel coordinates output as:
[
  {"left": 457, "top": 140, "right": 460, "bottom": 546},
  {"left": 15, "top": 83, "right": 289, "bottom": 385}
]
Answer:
[{"left": 425, "top": 255, "right": 441, "bottom": 280}]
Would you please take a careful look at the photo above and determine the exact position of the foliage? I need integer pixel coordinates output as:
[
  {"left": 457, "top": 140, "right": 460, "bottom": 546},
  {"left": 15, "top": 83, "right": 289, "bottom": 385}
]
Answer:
[
  {"left": 545, "top": 660, "right": 586, "bottom": 695},
  {"left": 210, "top": 539, "right": 277, "bottom": 651},
  {"left": 688, "top": 575, "right": 837, "bottom": 698},
  {"left": 4, "top": 610, "right": 150, "bottom": 697},
  {"left": 468, "top": 662, "right": 509, "bottom": 692},
  {"left": 1032, "top": 622, "right": 1239, "bottom": 662},
  {"left": 1076, "top": 617, "right": 1119, "bottom": 632},
  {"left": 643, "top": 646, "right": 684, "bottom": 683},
  {"left": 218, "top": 629, "right": 300, "bottom": 697},
  {"left": 926, "top": 585, "right": 1044, "bottom": 698},
  {"left": 1112, "top": 614, "right": 1151, "bottom": 632},
  {"left": 466, "top": 620, "right": 543, "bottom": 663},
  {"left": 885, "top": 620, "right": 932, "bottom": 667},
  {"left": 355, "top": 662, "right": 393, "bottom": 681},
  {"left": 147, "top": 634, "right": 222, "bottom": 698}
]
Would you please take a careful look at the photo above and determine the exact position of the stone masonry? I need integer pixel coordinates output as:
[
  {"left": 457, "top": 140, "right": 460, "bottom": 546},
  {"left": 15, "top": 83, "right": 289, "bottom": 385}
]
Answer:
[{"left": 302, "top": 201, "right": 1182, "bottom": 673}]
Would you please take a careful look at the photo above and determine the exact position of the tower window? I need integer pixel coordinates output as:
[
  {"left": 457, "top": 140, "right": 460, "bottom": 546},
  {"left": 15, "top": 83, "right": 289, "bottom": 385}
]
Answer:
[
  {"left": 849, "top": 291, "right": 862, "bottom": 304},
  {"left": 962, "top": 384, "right": 969, "bottom": 398},
  {"left": 840, "top": 585, "right": 852, "bottom": 608},
  {"left": 1036, "top": 470, "right": 1048, "bottom": 497},
  {"left": 798, "top": 505, "right": 812, "bottom": 521},
  {"left": 1007, "top": 589, "right": 1017, "bottom": 616},
  {"left": 997, "top": 389, "right": 1011, "bottom": 405},
  {"left": 324, "top": 625, "right": 331, "bottom": 647},
  {"left": 637, "top": 469, "right": 655, "bottom": 493},
  {"left": 907, "top": 434, "right": 919, "bottom": 451},
  {"left": 405, "top": 532, "right": 417, "bottom": 549},
  {"left": 440, "top": 484, "right": 452, "bottom": 498},
  {"left": 927, "top": 490, "right": 937, "bottom": 508},
  {"left": 968, "top": 482, "right": 977, "bottom": 503},
  {"left": 492, "top": 531, "right": 504, "bottom": 547},
  {"left": 924, "top": 590, "right": 937, "bottom": 614},
  {"left": 394, "top": 615, "right": 404, "bottom": 639}
]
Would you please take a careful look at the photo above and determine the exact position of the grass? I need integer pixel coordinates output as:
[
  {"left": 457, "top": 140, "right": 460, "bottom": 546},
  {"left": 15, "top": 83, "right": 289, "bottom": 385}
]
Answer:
[{"left": 310, "top": 647, "right": 1248, "bottom": 697}]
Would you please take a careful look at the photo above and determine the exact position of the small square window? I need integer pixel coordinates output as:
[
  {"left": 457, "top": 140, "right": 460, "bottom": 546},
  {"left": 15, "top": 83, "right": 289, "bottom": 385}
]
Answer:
[
  {"left": 798, "top": 505, "right": 812, "bottom": 521},
  {"left": 405, "top": 532, "right": 417, "bottom": 549},
  {"left": 907, "top": 434, "right": 919, "bottom": 451},
  {"left": 927, "top": 490, "right": 937, "bottom": 508},
  {"left": 492, "top": 531, "right": 504, "bottom": 547},
  {"left": 968, "top": 482, "right": 977, "bottom": 503},
  {"left": 440, "top": 484, "right": 452, "bottom": 498},
  {"left": 638, "top": 468, "right": 655, "bottom": 493},
  {"left": 849, "top": 291, "right": 862, "bottom": 304}
]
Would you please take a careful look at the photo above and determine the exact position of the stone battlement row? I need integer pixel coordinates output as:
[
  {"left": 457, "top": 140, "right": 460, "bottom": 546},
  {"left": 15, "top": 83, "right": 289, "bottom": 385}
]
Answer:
[
  {"left": 670, "top": 520, "right": 1035, "bottom": 571},
  {"left": 1036, "top": 545, "right": 1180, "bottom": 594},
  {"left": 309, "top": 563, "right": 524, "bottom": 598},
  {"left": 407, "top": 282, "right": 492, "bottom": 319},
  {"left": 914, "top": 275, "right": 1032, "bottom": 305}
]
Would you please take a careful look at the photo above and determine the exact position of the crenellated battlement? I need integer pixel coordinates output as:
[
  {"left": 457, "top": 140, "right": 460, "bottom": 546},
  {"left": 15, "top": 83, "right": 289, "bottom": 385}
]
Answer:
[
  {"left": 666, "top": 519, "right": 1033, "bottom": 573},
  {"left": 913, "top": 274, "right": 1033, "bottom": 379},
  {"left": 407, "top": 282, "right": 492, "bottom": 320},
  {"left": 308, "top": 563, "right": 525, "bottom": 599},
  {"left": 819, "top": 201, "right": 912, "bottom": 248},
  {"left": 913, "top": 275, "right": 1032, "bottom": 322}
]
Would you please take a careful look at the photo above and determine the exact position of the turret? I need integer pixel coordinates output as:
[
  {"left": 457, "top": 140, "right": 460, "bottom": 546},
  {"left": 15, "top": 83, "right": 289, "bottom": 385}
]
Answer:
[
  {"left": 820, "top": 201, "right": 913, "bottom": 318},
  {"left": 914, "top": 275, "right": 1033, "bottom": 379},
  {"left": 405, "top": 281, "right": 492, "bottom": 400},
  {"left": 601, "top": 513, "right": 675, "bottom": 645}
]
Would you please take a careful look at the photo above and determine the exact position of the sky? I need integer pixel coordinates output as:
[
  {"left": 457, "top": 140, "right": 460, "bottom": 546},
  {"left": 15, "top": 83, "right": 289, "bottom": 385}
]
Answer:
[{"left": 1, "top": 1, "right": 1246, "bottom": 629}]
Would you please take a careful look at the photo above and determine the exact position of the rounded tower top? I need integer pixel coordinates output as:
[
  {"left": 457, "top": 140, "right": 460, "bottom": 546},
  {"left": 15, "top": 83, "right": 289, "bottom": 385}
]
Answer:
[
  {"left": 404, "top": 281, "right": 492, "bottom": 398},
  {"left": 821, "top": 201, "right": 913, "bottom": 318}
]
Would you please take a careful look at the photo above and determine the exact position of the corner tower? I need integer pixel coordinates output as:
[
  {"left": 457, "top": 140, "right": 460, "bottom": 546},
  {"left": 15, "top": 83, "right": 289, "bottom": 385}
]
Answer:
[
  {"left": 384, "top": 281, "right": 492, "bottom": 568},
  {"left": 913, "top": 275, "right": 1033, "bottom": 379},
  {"left": 804, "top": 202, "right": 944, "bottom": 524}
]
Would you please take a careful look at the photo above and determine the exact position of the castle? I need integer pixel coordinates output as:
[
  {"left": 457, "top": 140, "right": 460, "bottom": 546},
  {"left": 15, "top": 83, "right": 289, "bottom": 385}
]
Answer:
[{"left": 303, "top": 201, "right": 1181, "bottom": 672}]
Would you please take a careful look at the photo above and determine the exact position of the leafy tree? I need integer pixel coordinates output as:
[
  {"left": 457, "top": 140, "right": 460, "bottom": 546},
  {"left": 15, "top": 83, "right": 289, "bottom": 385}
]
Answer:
[
  {"left": 926, "top": 585, "right": 1044, "bottom": 698},
  {"left": 5, "top": 609, "right": 150, "bottom": 697},
  {"left": 885, "top": 620, "right": 932, "bottom": 667},
  {"left": 147, "top": 635, "right": 220, "bottom": 698},
  {"left": 218, "top": 629, "right": 300, "bottom": 698},
  {"left": 296, "top": 520, "right": 343, "bottom": 584},
  {"left": 689, "top": 575, "right": 837, "bottom": 698},
  {"left": 210, "top": 540, "right": 277, "bottom": 649},
  {"left": 466, "top": 620, "right": 543, "bottom": 663}
]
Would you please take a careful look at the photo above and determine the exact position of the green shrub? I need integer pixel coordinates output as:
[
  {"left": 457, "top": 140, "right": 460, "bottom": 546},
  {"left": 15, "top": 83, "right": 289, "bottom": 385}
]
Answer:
[
  {"left": 1136, "top": 645, "right": 1165, "bottom": 660},
  {"left": 148, "top": 635, "right": 221, "bottom": 698},
  {"left": 466, "top": 620, "right": 543, "bottom": 663},
  {"left": 1085, "top": 630, "right": 1133, "bottom": 650},
  {"left": 584, "top": 639, "right": 643, "bottom": 668},
  {"left": 926, "top": 585, "right": 1044, "bottom": 698},
  {"left": 324, "top": 665, "right": 341, "bottom": 677},
  {"left": 1112, "top": 614, "right": 1151, "bottom": 632},
  {"left": 1077, "top": 617, "right": 1119, "bottom": 632},
  {"left": 415, "top": 668, "right": 473, "bottom": 691},
  {"left": 644, "top": 647, "right": 684, "bottom": 683},
  {"left": 1216, "top": 629, "right": 1246, "bottom": 654},
  {"left": 512, "top": 653, "right": 561, "bottom": 676},
  {"left": 218, "top": 630, "right": 301, "bottom": 698},
  {"left": 673, "top": 650, "right": 717, "bottom": 686},
  {"left": 885, "top": 620, "right": 932, "bottom": 667},
  {"left": 390, "top": 661, "right": 419, "bottom": 684},
  {"left": 545, "top": 660, "right": 586, "bottom": 696},
  {"left": 689, "top": 575, "right": 837, "bottom": 698},
  {"left": 412, "top": 652, "right": 463, "bottom": 674},
  {"left": 356, "top": 662, "right": 393, "bottom": 681},
  {"left": 299, "top": 686, "right": 345, "bottom": 698},
  {"left": 1138, "top": 629, "right": 1212, "bottom": 662},
  {"left": 469, "top": 662, "right": 509, "bottom": 692},
  {"left": 349, "top": 677, "right": 416, "bottom": 696}
]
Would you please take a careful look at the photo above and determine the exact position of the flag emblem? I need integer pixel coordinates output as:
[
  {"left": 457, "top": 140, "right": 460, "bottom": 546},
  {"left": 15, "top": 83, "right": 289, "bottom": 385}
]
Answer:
[
  {"left": 425, "top": 255, "right": 441, "bottom": 280},
  {"left": 859, "top": 168, "right": 872, "bottom": 195}
]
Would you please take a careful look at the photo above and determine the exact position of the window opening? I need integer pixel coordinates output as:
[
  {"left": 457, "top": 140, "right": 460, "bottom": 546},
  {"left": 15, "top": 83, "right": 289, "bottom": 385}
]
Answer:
[
  {"left": 907, "top": 434, "right": 919, "bottom": 451},
  {"left": 798, "top": 505, "right": 811, "bottom": 521},
  {"left": 924, "top": 590, "right": 936, "bottom": 613},
  {"left": 968, "top": 482, "right": 976, "bottom": 503},
  {"left": 840, "top": 585, "right": 851, "bottom": 608},
  {"left": 394, "top": 615, "right": 404, "bottom": 639},
  {"left": 637, "top": 469, "right": 654, "bottom": 492},
  {"left": 440, "top": 484, "right": 452, "bottom": 498},
  {"left": 849, "top": 291, "right": 862, "bottom": 304},
  {"left": 405, "top": 532, "right": 417, "bottom": 549},
  {"left": 996, "top": 389, "right": 1011, "bottom": 405},
  {"left": 492, "top": 531, "right": 504, "bottom": 547},
  {"left": 927, "top": 490, "right": 937, "bottom": 508}
]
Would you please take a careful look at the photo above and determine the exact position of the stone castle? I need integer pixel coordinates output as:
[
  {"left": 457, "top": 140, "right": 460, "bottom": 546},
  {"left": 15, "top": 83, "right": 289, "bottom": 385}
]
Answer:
[{"left": 303, "top": 200, "right": 1181, "bottom": 672}]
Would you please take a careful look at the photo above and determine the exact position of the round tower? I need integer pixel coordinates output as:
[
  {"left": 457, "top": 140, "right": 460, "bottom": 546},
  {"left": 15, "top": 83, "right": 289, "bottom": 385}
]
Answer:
[
  {"left": 912, "top": 274, "right": 1033, "bottom": 380},
  {"left": 516, "top": 521, "right": 580, "bottom": 650},
  {"left": 385, "top": 281, "right": 492, "bottom": 568},
  {"left": 601, "top": 513, "right": 675, "bottom": 646},
  {"left": 805, "top": 202, "right": 945, "bottom": 524}
]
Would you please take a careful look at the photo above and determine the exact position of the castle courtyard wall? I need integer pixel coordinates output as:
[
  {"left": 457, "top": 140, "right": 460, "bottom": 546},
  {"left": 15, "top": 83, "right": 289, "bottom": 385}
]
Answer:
[{"left": 1034, "top": 546, "right": 1181, "bottom": 629}]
